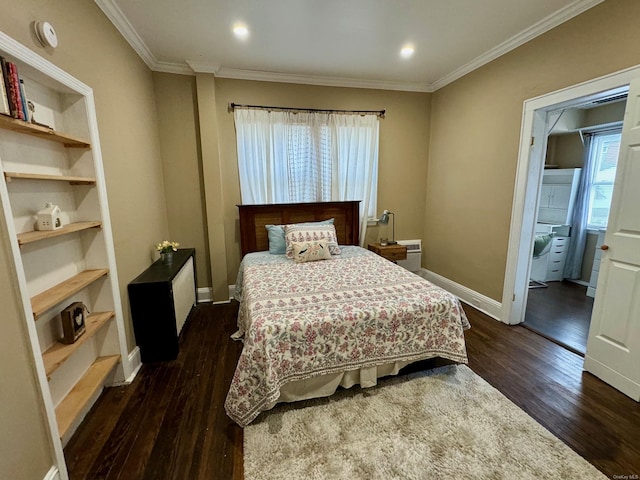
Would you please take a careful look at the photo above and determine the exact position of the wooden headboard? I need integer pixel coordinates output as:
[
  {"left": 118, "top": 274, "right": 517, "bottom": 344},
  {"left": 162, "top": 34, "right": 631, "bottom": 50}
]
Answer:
[{"left": 238, "top": 201, "right": 360, "bottom": 256}]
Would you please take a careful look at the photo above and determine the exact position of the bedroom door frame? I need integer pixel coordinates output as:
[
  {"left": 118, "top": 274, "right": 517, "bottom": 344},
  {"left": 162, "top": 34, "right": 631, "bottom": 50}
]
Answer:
[{"left": 502, "top": 65, "right": 639, "bottom": 326}]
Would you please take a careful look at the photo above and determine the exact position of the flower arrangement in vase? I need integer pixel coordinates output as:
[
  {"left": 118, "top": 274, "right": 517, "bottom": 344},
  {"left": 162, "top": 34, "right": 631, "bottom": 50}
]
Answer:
[{"left": 156, "top": 240, "right": 180, "bottom": 264}]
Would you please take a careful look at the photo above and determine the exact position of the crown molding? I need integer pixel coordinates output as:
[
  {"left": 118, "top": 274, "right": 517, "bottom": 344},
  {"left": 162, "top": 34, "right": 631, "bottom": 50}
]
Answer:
[
  {"left": 94, "top": 0, "right": 157, "bottom": 70},
  {"left": 97, "top": 0, "right": 603, "bottom": 93},
  {"left": 154, "top": 60, "right": 194, "bottom": 76},
  {"left": 196, "top": 66, "right": 432, "bottom": 92},
  {"left": 430, "top": 0, "right": 605, "bottom": 91},
  {"left": 185, "top": 60, "right": 221, "bottom": 75}
]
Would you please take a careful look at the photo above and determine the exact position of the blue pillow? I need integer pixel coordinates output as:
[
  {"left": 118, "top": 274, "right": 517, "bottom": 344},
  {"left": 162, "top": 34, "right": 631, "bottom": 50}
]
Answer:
[
  {"left": 265, "top": 224, "right": 287, "bottom": 254},
  {"left": 265, "top": 218, "right": 334, "bottom": 254}
]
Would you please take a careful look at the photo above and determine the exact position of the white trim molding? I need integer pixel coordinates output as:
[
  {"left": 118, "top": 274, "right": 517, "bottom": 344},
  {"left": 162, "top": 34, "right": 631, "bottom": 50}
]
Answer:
[
  {"left": 95, "top": 0, "right": 603, "bottom": 93},
  {"left": 419, "top": 269, "right": 502, "bottom": 321},
  {"left": 197, "top": 286, "right": 235, "bottom": 304},
  {"left": 212, "top": 67, "right": 430, "bottom": 93},
  {"left": 95, "top": 0, "right": 157, "bottom": 70},
  {"left": 125, "top": 347, "right": 142, "bottom": 383},
  {"left": 197, "top": 287, "right": 213, "bottom": 303},
  {"left": 502, "top": 63, "right": 640, "bottom": 326},
  {"left": 430, "top": 0, "right": 605, "bottom": 90},
  {"left": 43, "top": 466, "right": 61, "bottom": 480}
]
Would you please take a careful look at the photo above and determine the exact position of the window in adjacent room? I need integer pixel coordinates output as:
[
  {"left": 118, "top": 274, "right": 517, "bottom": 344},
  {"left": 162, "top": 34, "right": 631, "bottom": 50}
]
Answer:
[{"left": 587, "top": 131, "right": 621, "bottom": 229}]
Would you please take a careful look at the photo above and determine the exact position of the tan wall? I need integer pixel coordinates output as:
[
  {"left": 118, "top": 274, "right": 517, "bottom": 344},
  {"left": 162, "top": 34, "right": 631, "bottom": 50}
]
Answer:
[
  {"left": 0, "top": 0, "right": 168, "bottom": 475},
  {"left": 0, "top": 216, "right": 52, "bottom": 480},
  {"left": 153, "top": 73, "right": 211, "bottom": 287},
  {"left": 549, "top": 134, "right": 584, "bottom": 168},
  {"left": 157, "top": 76, "right": 432, "bottom": 289},
  {"left": 427, "top": 0, "right": 640, "bottom": 301},
  {"left": 0, "top": 0, "right": 169, "bottom": 349}
]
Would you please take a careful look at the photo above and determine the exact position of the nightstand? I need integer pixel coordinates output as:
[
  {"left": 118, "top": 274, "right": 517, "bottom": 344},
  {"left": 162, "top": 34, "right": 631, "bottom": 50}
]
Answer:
[{"left": 368, "top": 243, "right": 407, "bottom": 262}]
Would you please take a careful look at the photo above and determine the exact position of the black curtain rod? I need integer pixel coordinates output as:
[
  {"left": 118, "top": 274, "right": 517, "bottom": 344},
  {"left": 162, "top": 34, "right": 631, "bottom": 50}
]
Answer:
[{"left": 229, "top": 102, "right": 385, "bottom": 118}]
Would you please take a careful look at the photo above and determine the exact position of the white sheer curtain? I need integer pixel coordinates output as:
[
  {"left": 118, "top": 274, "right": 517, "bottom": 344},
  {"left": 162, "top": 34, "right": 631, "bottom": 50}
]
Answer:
[
  {"left": 234, "top": 108, "right": 379, "bottom": 244},
  {"left": 235, "top": 109, "right": 290, "bottom": 204},
  {"left": 331, "top": 114, "right": 379, "bottom": 242}
]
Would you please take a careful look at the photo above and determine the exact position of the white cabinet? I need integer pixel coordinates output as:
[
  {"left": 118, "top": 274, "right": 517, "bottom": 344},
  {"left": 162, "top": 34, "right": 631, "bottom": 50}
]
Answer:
[
  {"left": 0, "top": 33, "right": 131, "bottom": 477},
  {"left": 545, "top": 236, "right": 569, "bottom": 281},
  {"left": 532, "top": 223, "right": 571, "bottom": 283},
  {"left": 537, "top": 168, "right": 581, "bottom": 225}
]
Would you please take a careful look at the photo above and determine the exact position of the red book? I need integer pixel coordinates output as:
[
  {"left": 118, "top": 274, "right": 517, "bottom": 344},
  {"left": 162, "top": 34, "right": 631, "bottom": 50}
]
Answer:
[
  {"left": 8, "top": 62, "right": 25, "bottom": 120},
  {"left": 0, "top": 57, "right": 18, "bottom": 118}
]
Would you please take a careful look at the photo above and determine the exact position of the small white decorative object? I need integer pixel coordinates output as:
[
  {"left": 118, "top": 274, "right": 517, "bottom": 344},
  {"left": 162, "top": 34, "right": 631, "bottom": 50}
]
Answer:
[
  {"left": 34, "top": 21, "right": 58, "bottom": 49},
  {"left": 36, "top": 202, "right": 62, "bottom": 231}
]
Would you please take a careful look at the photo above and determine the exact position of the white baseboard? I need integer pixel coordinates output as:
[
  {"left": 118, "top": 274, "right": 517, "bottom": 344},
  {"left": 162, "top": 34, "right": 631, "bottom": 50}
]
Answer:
[
  {"left": 419, "top": 268, "right": 503, "bottom": 321},
  {"left": 197, "top": 287, "right": 213, "bottom": 303},
  {"left": 43, "top": 466, "right": 61, "bottom": 480},
  {"left": 125, "top": 347, "right": 142, "bottom": 383},
  {"left": 110, "top": 347, "right": 141, "bottom": 387},
  {"left": 197, "top": 285, "right": 235, "bottom": 304}
]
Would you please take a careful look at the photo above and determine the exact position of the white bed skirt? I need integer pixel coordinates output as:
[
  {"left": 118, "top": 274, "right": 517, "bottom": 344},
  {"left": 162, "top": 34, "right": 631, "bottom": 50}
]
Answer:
[{"left": 277, "top": 359, "right": 415, "bottom": 404}]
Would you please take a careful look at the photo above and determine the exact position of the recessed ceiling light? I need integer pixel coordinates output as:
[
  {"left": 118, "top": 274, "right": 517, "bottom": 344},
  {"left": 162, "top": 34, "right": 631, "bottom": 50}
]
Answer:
[
  {"left": 400, "top": 45, "right": 415, "bottom": 59},
  {"left": 233, "top": 24, "right": 249, "bottom": 39}
]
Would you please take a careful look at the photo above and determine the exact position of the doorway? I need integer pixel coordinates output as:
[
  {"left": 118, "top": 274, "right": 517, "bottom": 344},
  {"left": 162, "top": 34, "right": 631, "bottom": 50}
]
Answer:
[
  {"left": 501, "top": 68, "right": 636, "bottom": 329},
  {"left": 522, "top": 97, "right": 626, "bottom": 355},
  {"left": 503, "top": 67, "right": 640, "bottom": 401}
]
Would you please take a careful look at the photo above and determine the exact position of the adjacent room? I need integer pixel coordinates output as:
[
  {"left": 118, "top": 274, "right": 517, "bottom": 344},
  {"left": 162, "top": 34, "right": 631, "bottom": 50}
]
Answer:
[
  {"left": 1, "top": 1, "right": 639, "bottom": 480},
  {"left": 526, "top": 95, "right": 626, "bottom": 354}
]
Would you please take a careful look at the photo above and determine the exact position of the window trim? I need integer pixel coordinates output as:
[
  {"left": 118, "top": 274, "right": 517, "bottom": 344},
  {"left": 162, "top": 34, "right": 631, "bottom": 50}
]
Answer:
[{"left": 585, "top": 130, "right": 621, "bottom": 230}]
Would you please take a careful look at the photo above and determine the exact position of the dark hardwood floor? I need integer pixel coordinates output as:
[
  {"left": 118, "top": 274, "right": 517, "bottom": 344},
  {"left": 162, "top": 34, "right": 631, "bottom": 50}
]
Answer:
[
  {"left": 525, "top": 280, "right": 594, "bottom": 355},
  {"left": 65, "top": 302, "right": 640, "bottom": 480}
]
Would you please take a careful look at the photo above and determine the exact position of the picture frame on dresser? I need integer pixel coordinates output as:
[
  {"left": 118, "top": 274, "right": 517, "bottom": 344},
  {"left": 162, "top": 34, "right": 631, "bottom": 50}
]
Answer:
[{"left": 0, "top": 30, "right": 132, "bottom": 479}]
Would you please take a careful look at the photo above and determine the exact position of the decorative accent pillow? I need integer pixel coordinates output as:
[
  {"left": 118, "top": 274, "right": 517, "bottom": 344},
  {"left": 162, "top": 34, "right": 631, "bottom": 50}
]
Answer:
[
  {"left": 284, "top": 223, "right": 341, "bottom": 258},
  {"left": 291, "top": 240, "right": 332, "bottom": 263},
  {"left": 265, "top": 224, "right": 287, "bottom": 254},
  {"left": 265, "top": 218, "right": 334, "bottom": 255}
]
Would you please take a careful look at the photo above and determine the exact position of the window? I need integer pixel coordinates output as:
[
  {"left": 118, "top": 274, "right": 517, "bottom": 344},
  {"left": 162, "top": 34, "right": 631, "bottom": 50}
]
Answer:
[
  {"left": 234, "top": 108, "right": 380, "bottom": 243},
  {"left": 587, "top": 131, "right": 621, "bottom": 229}
]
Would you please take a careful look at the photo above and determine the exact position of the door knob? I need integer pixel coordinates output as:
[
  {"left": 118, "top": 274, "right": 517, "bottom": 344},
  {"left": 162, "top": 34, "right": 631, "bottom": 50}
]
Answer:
[{"left": 600, "top": 244, "right": 609, "bottom": 251}]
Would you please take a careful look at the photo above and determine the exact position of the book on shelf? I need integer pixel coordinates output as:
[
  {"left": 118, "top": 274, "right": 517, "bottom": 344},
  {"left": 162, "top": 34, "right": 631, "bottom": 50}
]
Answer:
[
  {"left": 0, "top": 56, "right": 17, "bottom": 118},
  {"left": 0, "top": 57, "right": 29, "bottom": 121},
  {"left": 0, "top": 62, "right": 9, "bottom": 116},
  {"left": 8, "top": 62, "right": 25, "bottom": 120},
  {"left": 18, "top": 79, "right": 30, "bottom": 122}
]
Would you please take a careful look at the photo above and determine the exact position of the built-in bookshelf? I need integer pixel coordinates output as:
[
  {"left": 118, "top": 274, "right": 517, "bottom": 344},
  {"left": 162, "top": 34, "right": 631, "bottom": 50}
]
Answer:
[{"left": 0, "top": 31, "right": 132, "bottom": 480}]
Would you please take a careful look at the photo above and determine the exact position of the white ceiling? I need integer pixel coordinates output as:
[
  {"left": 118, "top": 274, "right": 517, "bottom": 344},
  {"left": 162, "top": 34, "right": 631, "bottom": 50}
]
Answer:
[{"left": 96, "top": 0, "right": 603, "bottom": 92}]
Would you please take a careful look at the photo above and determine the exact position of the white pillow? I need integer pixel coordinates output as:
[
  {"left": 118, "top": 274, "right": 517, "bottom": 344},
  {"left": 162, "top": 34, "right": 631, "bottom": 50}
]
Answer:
[
  {"left": 291, "top": 240, "right": 332, "bottom": 263},
  {"left": 284, "top": 224, "right": 341, "bottom": 258}
]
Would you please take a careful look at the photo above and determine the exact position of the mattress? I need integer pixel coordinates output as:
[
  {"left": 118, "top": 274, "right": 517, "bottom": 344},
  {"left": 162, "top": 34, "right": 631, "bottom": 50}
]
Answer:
[{"left": 225, "top": 246, "right": 470, "bottom": 426}]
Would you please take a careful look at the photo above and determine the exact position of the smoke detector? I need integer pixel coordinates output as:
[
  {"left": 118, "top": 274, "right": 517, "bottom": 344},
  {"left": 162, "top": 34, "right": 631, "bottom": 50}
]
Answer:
[{"left": 34, "top": 21, "right": 58, "bottom": 49}]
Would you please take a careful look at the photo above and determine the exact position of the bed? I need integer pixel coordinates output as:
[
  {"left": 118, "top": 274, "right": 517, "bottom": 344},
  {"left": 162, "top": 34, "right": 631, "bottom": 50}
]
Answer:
[{"left": 225, "top": 201, "right": 470, "bottom": 426}]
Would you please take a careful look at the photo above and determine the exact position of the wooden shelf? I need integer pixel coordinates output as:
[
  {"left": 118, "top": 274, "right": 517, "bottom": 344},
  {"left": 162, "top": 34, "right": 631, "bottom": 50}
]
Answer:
[
  {"left": 0, "top": 114, "right": 90, "bottom": 148},
  {"left": 55, "top": 355, "right": 120, "bottom": 440},
  {"left": 42, "top": 312, "right": 115, "bottom": 378},
  {"left": 18, "top": 221, "right": 102, "bottom": 246},
  {"left": 31, "top": 269, "right": 109, "bottom": 320},
  {"left": 4, "top": 171, "right": 96, "bottom": 185}
]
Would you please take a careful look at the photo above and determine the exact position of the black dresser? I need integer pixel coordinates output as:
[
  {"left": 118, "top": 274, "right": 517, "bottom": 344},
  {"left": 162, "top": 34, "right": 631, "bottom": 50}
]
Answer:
[{"left": 128, "top": 248, "right": 197, "bottom": 362}]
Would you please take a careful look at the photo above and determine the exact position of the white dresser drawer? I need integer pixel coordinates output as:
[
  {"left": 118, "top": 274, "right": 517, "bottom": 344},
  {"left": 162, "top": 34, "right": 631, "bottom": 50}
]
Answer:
[
  {"left": 546, "top": 266, "right": 565, "bottom": 281},
  {"left": 551, "top": 236, "right": 569, "bottom": 250},
  {"left": 549, "top": 250, "right": 568, "bottom": 262}
]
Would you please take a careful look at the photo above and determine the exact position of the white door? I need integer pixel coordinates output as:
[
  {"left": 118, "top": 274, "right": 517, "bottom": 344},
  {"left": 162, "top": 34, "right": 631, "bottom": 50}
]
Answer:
[{"left": 584, "top": 78, "right": 640, "bottom": 401}]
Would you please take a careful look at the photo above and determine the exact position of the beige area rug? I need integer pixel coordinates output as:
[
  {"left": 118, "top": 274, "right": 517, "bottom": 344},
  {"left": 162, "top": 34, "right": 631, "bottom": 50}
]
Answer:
[{"left": 244, "top": 365, "right": 606, "bottom": 480}]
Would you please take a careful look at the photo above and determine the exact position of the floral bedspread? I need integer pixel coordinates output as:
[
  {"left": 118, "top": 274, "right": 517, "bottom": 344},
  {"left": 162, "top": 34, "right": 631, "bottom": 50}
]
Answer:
[{"left": 225, "top": 246, "right": 470, "bottom": 426}]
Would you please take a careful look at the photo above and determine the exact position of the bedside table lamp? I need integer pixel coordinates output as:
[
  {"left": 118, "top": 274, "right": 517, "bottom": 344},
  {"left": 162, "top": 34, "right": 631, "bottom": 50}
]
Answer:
[{"left": 379, "top": 209, "right": 397, "bottom": 245}]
